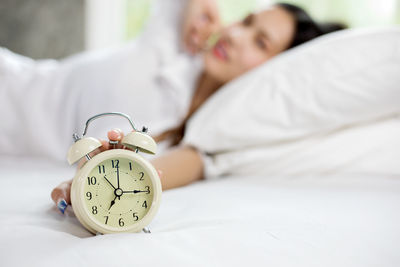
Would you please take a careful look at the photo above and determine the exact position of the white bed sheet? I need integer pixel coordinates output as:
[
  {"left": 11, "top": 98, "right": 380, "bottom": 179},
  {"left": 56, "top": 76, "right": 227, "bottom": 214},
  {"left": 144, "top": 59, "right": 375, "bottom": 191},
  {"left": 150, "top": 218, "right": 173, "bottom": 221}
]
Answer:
[{"left": 0, "top": 157, "right": 399, "bottom": 267}]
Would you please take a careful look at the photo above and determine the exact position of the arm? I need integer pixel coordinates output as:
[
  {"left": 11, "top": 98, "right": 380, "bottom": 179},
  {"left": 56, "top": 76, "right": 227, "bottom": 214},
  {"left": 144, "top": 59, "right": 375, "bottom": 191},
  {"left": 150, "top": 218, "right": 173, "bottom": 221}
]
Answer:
[
  {"left": 152, "top": 145, "right": 204, "bottom": 190},
  {"left": 51, "top": 129, "right": 205, "bottom": 211}
]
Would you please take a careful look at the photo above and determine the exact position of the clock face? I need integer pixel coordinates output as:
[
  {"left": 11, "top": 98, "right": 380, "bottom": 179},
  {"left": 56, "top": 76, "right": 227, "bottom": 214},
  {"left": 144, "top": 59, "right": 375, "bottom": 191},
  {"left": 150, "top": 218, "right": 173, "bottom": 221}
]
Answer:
[{"left": 83, "top": 156, "right": 154, "bottom": 230}]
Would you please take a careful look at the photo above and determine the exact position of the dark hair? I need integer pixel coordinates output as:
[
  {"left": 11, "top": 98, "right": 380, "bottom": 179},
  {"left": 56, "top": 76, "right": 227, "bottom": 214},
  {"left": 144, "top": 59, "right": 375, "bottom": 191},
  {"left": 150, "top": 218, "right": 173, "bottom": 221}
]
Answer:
[{"left": 277, "top": 3, "right": 347, "bottom": 49}]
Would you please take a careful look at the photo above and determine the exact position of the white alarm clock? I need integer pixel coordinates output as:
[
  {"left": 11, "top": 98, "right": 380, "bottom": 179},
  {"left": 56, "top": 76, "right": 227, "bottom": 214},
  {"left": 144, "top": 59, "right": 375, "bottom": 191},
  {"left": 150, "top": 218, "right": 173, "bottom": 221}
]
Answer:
[{"left": 67, "top": 112, "right": 162, "bottom": 234}]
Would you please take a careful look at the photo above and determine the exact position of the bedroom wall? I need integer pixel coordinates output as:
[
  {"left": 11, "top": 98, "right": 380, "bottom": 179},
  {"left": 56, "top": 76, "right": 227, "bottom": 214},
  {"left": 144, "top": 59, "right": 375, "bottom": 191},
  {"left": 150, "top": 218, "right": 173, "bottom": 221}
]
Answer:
[
  {"left": 0, "top": 0, "right": 85, "bottom": 59},
  {"left": 1, "top": 0, "right": 398, "bottom": 60}
]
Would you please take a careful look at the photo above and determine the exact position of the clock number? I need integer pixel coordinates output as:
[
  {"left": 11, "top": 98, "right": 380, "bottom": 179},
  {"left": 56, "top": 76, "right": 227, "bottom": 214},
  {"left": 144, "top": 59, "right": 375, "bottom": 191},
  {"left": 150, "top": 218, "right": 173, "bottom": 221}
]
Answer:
[
  {"left": 145, "top": 186, "right": 150, "bottom": 194},
  {"left": 139, "top": 172, "right": 144, "bottom": 181},
  {"left": 86, "top": 192, "right": 92, "bottom": 200},
  {"left": 98, "top": 165, "right": 105, "bottom": 174},
  {"left": 142, "top": 200, "right": 147, "bottom": 209},
  {"left": 129, "top": 162, "right": 132, "bottom": 171},
  {"left": 112, "top": 159, "right": 119, "bottom": 168},
  {"left": 104, "top": 216, "right": 109, "bottom": 225},
  {"left": 87, "top": 176, "right": 97, "bottom": 185},
  {"left": 119, "top": 218, "right": 124, "bottom": 227},
  {"left": 92, "top": 206, "right": 98, "bottom": 214},
  {"left": 132, "top": 212, "right": 139, "bottom": 221}
]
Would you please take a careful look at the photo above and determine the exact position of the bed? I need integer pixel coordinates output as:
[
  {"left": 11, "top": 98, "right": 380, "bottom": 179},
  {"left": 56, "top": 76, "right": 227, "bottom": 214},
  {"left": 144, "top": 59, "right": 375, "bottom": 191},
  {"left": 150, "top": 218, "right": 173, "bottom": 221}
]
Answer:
[
  {"left": 0, "top": 156, "right": 399, "bottom": 267},
  {"left": 1, "top": 1, "right": 399, "bottom": 265}
]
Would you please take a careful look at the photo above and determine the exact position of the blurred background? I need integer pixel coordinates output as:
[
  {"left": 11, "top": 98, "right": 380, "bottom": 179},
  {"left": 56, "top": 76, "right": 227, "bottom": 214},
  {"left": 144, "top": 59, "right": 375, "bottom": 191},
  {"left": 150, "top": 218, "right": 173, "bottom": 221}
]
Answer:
[{"left": 0, "top": 0, "right": 399, "bottom": 59}]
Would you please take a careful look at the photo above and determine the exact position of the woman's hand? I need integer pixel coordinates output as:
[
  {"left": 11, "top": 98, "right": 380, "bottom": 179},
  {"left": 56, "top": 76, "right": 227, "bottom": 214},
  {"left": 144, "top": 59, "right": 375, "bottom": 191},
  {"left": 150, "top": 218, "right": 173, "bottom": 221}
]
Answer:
[
  {"left": 182, "top": 0, "right": 221, "bottom": 54},
  {"left": 50, "top": 129, "right": 163, "bottom": 214}
]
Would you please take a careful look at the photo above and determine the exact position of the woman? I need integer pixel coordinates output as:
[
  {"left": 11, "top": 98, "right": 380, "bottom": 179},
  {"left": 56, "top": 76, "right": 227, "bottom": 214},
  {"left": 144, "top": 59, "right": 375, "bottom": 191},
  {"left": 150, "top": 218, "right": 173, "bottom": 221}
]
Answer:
[{"left": 51, "top": 1, "right": 346, "bottom": 212}]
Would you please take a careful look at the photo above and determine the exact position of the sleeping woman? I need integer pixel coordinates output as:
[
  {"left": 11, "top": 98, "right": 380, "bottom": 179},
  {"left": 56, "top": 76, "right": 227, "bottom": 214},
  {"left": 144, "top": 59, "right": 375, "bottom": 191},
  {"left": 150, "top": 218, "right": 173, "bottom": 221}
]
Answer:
[{"left": 51, "top": 0, "right": 346, "bottom": 212}]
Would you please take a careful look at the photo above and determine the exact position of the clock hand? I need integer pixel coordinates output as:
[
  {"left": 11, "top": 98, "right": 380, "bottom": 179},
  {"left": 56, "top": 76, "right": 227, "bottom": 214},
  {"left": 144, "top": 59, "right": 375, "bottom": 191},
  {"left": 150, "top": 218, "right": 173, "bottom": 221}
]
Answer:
[
  {"left": 103, "top": 175, "right": 116, "bottom": 190},
  {"left": 115, "top": 167, "right": 121, "bottom": 188},
  {"left": 108, "top": 195, "right": 118, "bottom": 210},
  {"left": 116, "top": 167, "right": 121, "bottom": 199},
  {"left": 123, "top": 190, "right": 148, "bottom": 194}
]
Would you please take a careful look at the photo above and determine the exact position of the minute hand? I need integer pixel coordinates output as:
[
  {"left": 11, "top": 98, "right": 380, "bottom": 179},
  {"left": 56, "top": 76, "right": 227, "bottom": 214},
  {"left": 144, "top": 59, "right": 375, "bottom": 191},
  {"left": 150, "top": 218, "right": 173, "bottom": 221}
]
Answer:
[
  {"left": 123, "top": 190, "right": 149, "bottom": 194},
  {"left": 117, "top": 167, "right": 120, "bottom": 188}
]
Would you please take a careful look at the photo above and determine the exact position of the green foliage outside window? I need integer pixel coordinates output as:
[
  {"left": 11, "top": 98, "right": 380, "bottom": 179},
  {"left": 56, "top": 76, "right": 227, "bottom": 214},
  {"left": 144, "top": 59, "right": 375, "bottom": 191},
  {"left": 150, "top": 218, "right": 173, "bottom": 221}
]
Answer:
[
  {"left": 125, "top": 0, "right": 152, "bottom": 39},
  {"left": 124, "top": 0, "right": 400, "bottom": 40},
  {"left": 280, "top": 0, "right": 400, "bottom": 27}
]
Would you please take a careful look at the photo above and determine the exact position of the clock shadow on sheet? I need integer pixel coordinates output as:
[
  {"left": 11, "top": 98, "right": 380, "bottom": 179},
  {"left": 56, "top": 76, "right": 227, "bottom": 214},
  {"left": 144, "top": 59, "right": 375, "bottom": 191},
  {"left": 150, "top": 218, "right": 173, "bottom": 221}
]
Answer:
[{"left": 45, "top": 205, "right": 94, "bottom": 238}]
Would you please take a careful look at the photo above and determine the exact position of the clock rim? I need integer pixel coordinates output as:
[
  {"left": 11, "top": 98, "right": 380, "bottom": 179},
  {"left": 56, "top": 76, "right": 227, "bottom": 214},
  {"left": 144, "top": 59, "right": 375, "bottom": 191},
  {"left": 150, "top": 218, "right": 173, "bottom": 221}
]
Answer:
[{"left": 71, "top": 149, "right": 162, "bottom": 234}]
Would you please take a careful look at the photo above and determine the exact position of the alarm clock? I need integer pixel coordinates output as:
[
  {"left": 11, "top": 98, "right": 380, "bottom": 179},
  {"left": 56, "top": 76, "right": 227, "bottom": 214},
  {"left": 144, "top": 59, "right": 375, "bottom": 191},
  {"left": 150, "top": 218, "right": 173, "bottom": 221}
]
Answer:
[{"left": 67, "top": 112, "right": 162, "bottom": 234}]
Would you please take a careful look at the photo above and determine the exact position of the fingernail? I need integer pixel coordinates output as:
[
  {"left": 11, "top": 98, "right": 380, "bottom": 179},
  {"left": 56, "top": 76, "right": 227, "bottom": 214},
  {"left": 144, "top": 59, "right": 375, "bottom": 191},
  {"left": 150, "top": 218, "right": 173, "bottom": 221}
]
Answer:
[
  {"left": 57, "top": 199, "right": 68, "bottom": 214},
  {"left": 111, "top": 128, "right": 121, "bottom": 138}
]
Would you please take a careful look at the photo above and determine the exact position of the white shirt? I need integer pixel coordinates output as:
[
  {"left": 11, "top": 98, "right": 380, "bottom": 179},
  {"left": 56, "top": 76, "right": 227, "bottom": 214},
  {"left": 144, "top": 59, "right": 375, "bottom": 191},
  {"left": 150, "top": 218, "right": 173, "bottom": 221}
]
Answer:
[{"left": 0, "top": 0, "right": 203, "bottom": 162}]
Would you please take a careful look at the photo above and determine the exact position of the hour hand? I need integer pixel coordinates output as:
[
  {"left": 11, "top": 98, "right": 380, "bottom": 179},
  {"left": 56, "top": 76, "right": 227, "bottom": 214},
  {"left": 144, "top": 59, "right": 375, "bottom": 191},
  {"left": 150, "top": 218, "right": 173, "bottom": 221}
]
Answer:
[{"left": 108, "top": 195, "right": 117, "bottom": 210}]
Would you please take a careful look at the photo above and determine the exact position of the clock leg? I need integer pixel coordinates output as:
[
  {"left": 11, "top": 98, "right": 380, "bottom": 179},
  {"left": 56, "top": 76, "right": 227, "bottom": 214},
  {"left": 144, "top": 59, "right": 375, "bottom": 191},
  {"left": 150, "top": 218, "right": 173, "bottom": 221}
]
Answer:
[
  {"left": 142, "top": 227, "right": 151, "bottom": 234},
  {"left": 96, "top": 232, "right": 103, "bottom": 236}
]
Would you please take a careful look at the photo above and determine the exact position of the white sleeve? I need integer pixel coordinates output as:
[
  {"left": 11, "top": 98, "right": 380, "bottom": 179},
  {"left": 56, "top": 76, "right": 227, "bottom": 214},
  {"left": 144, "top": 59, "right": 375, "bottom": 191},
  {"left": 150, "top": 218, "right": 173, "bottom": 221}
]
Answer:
[
  {"left": 0, "top": 0, "right": 190, "bottom": 162},
  {"left": 0, "top": 48, "right": 83, "bottom": 161},
  {"left": 0, "top": 44, "right": 166, "bottom": 162}
]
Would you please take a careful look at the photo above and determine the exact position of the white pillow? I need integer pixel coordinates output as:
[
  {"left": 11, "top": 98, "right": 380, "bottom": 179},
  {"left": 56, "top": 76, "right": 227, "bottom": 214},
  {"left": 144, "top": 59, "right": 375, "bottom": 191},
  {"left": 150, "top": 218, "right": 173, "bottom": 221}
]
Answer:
[{"left": 182, "top": 27, "right": 400, "bottom": 178}]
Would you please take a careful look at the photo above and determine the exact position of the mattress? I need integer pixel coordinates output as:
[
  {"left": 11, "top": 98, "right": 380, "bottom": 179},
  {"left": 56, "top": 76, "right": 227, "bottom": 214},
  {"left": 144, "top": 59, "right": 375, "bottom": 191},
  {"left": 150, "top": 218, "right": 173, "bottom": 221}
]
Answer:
[{"left": 0, "top": 156, "right": 399, "bottom": 267}]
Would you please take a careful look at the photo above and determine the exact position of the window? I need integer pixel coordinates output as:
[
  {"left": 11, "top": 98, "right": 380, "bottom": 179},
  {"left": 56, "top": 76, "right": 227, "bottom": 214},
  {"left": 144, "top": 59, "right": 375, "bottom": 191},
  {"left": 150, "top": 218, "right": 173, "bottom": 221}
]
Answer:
[{"left": 85, "top": 0, "right": 400, "bottom": 51}]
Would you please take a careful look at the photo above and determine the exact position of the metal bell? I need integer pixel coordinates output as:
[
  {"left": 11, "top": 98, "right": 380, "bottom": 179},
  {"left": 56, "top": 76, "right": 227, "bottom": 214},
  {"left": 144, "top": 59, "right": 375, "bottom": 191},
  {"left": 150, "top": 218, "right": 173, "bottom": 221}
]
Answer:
[
  {"left": 121, "top": 131, "right": 157, "bottom": 154},
  {"left": 67, "top": 137, "right": 102, "bottom": 165}
]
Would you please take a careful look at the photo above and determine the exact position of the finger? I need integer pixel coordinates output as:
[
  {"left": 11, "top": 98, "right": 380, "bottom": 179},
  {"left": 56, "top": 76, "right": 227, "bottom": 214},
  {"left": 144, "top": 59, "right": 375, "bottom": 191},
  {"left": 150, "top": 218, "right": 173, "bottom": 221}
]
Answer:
[
  {"left": 157, "top": 170, "right": 163, "bottom": 179},
  {"left": 51, "top": 181, "right": 72, "bottom": 214},
  {"left": 185, "top": 15, "right": 210, "bottom": 53},
  {"left": 184, "top": 25, "right": 199, "bottom": 54},
  {"left": 209, "top": 18, "right": 222, "bottom": 34},
  {"left": 76, "top": 146, "right": 102, "bottom": 169},
  {"left": 204, "top": 1, "right": 220, "bottom": 22},
  {"left": 99, "top": 139, "right": 110, "bottom": 152},
  {"left": 51, "top": 182, "right": 71, "bottom": 204},
  {"left": 197, "top": 18, "right": 220, "bottom": 45},
  {"left": 89, "top": 147, "right": 102, "bottom": 158},
  {"left": 108, "top": 128, "right": 125, "bottom": 149},
  {"left": 200, "top": 4, "right": 221, "bottom": 39},
  {"left": 108, "top": 128, "right": 123, "bottom": 141},
  {"left": 190, "top": 15, "right": 218, "bottom": 51}
]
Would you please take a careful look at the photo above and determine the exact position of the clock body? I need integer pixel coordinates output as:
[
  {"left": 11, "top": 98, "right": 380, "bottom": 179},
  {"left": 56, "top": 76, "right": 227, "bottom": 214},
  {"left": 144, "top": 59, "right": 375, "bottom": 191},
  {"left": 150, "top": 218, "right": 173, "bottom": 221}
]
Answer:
[{"left": 71, "top": 149, "right": 162, "bottom": 234}]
